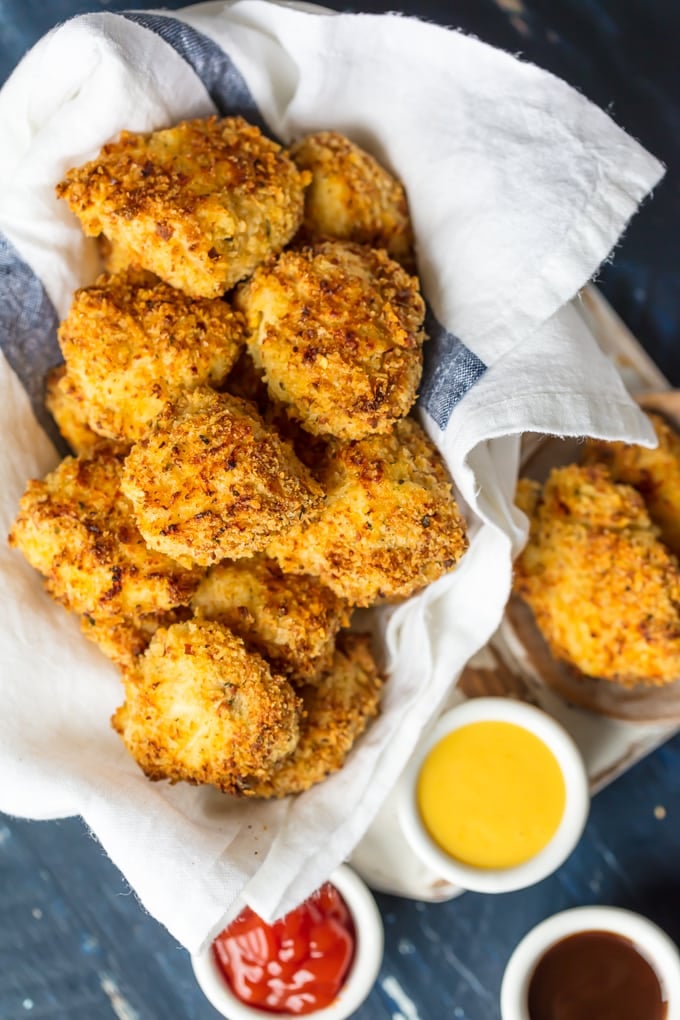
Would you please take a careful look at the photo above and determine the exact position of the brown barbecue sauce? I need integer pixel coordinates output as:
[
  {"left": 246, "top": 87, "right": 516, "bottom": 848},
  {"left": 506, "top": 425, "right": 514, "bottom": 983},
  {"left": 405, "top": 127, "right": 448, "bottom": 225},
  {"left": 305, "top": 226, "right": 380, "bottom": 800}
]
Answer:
[{"left": 527, "top": 929, "right": 668, "bottom": 1020}]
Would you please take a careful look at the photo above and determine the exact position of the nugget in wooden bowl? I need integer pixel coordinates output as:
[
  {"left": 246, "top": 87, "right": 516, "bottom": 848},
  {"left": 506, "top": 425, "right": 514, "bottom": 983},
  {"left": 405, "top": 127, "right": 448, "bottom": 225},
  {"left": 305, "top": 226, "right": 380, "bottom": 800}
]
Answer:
[
  {"left": 290, "top": 130, "right": 415, "bottom": 269},
  {"left": 8, "top": 447, "right": 201, "bottom": 619},
  {"left": 57, "top": 116, "right": 309, "bottom": 298},
  {"left": 267, "top": 417, "right": 468, "bottom": 606},
  {"left": 192, "top": 556, "right": 350, "bottom": 682},
  {"left": 236, "top": 240, "right": 426, "bottom": 440},
  {"left": 121, "top": 388, "right": 324, "bottom": 567},
  {"left": 112, "top": 619, "right": 301, "bottom": 791},
  {"left": 58, "top": 268, "right": 245, "bottom": 442}
]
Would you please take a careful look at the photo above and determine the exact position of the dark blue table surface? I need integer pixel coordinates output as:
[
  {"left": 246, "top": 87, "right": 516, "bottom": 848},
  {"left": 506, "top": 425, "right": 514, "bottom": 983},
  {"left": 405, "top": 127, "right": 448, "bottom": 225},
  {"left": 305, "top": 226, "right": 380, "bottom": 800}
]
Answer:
[{"left": 1, "top": 3, "right": 678, "bottom": 1018}]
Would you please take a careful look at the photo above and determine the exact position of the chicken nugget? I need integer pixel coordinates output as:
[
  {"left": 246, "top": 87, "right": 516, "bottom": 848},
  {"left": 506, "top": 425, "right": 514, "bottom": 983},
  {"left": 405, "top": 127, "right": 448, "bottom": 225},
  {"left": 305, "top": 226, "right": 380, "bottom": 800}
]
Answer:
[
  {"left": 192, "top": 556, "right": 350, "bottom": 681},
  {"left": 8, "top": 448, "right": 201, "bottom": 619},
  {"left": 583, "top": 412, "right": 680, "bottom": 558},
  {"left": 58, "top": 268, "right": 244, "bottom": 443},
  {"left": 267, "top": 417, "right": 468, "bottom": 605},
  {"left": 236, "top": 632, "right": 383, "bottom": 798},
  {"left": 80, "top": 607, "right": 190, "bottom": 668},
  {"left": 235, "top": 240, "right": 426, "bottom": 440},
  {"left": 98, "top": 234, "right": 140, "bottom": 275},
  {"left": 121, "top": 387, "right": 324, "bottom": 567},
  {"left": 45, "top": 364, "right": 110, "bottom": 457},
  {"left": 290, "top": 131, "right": 415, "bottom": 269},
  {"left": 57, "top": 116, "right": 309, "bottom": 298},
  {"left": 112, "top": 619, "right": 301, "bottom": 789},
  {"left": 514, "top": 463, "right": 680, "bottom": 686}
]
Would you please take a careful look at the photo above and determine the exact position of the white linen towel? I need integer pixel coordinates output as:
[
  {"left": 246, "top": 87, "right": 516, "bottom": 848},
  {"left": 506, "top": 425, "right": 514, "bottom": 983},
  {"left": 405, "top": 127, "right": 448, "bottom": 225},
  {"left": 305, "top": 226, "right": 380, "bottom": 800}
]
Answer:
[{"left": 0, "top": 0, "right": 664, "bottom": 951}]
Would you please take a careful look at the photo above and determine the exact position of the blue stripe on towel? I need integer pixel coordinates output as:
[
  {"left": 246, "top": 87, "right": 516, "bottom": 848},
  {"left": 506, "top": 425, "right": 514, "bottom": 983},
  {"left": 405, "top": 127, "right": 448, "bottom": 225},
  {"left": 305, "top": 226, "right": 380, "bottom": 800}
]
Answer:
[
  {"left": 419, "top": 307, "right": 487, "bottom": 430},
  {"left": 0, "top": 233, "right": 65, "bottom": 451},
  {"left": 122, "top": 13, "right": 274, "bottom": 136}
]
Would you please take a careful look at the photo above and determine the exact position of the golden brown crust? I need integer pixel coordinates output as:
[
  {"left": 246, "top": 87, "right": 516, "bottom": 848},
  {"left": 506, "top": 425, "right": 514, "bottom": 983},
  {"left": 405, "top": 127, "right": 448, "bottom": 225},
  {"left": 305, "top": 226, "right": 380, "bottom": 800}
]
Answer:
[
  {"left": 513, "top": 463, "right": 680, "bottom": 687},
  {"left": 267, "top": 417, "right": 468, "bottom": 605},
  {"left": 121, "top": 387, "right": 324, "bottom": 566},
  {"left": 235, "top": 632, "right": 383, "bottom": 797},
  {"left": 235, "top": 241, "right": 426, "bottom": 440},
  {"left": 8, "top": 449, "right": 201, "bottom": 618},
  {"left": 112, "top": 619, "right": 301, "bottom": 789},
  {"left": 57, "top": 268, "right": 244, "bottom": 442},
  {"left": 290, "top": 131, "right": 415, "bottom": 269},
  {"left": 191, "top": 556, "right": 350, "bottom": 681},
  {"left": 80, "top": 607, "right": 191, "bottom": 668},
  {"left": 583, "top": 412, "right": 680, "bottom": 558},
  {"left": 57, "top": 116, "right": 309, "bottom": 298},
  {"left": 45, "top": 364, "right": 115, "bottom": 457}
]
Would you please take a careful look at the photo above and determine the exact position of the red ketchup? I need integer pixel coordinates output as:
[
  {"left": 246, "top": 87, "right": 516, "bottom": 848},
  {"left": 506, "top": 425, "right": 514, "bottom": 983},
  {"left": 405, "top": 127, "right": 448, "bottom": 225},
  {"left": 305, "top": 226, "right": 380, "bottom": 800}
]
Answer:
[{"left": 212, "top": 883, "right": 356, "bottom": 1015}]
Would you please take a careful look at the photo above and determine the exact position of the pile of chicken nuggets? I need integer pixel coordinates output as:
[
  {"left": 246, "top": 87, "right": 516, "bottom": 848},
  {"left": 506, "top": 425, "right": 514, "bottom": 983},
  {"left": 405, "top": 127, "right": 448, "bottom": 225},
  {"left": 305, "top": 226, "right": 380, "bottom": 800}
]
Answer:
[
  {"left": 9, "top": 116, "right": 469, "bottom": 798},
  {"left": 514, "top": 412, "right": 680, "bottom": 690}
]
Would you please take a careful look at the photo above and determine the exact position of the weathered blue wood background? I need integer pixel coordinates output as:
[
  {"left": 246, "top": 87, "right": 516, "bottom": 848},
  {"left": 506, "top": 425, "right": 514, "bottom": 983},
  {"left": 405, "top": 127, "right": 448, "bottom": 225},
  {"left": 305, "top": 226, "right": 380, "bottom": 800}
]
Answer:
[{"left": 1, "top": 2, "right": 678, "bottom": 1018}]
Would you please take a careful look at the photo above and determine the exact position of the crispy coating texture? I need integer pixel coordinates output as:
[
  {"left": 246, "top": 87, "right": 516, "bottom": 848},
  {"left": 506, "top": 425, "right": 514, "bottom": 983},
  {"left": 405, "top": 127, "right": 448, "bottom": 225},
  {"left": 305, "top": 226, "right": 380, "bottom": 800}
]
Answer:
[
  {"left": 235, "top": 240, "right": 426, "bottom": 440},
  {"left": 583, "top": 412, "right": 680, "bottom": 558},
  {"left": 192, "top": 556, "right": 350, "bottom": 681},
  {"left": 57, "top": 117, "right": 309, "bottom": 298},
  {"left": 45, "top": 364, "right": 109, "bottom": 456},
  {"left": 112, "top": 620, "right": 301, "bottom": 789},
  {"left": 58, "top": 269, "right": 244, "bottom": 442},
  {"left": 513, "top": 463, "right": 680, "bottom": 687},
  {"left": 8, "top": 449, "right": 201, "bottom": 618},
  {"left": 80, "top": 607, "right": 190, "bottom": 668},
  {"left": 121, "top": 387, "right": 324, "bottom": 567},
  {"left": 267, "top": 417, "right": 468, "bottom": 605},
  {"left": 290, "top": 131, "right": 415, "bottom": 269},
  {"left": 236, "top": 633, "right": 383, "bottom": 798}
]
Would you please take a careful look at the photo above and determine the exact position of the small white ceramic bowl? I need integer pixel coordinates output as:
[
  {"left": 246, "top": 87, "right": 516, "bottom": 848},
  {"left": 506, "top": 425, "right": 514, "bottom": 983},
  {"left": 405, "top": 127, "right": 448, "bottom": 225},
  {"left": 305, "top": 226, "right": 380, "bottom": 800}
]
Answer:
[
  {"left": 500, "top": 905, "right": 680, "bottom": 1020},
  {"left": 190, "top": 864, "right": 384, "bottom": 1020},
  {"left": 397, "top": 697, "right": 590, "bottom": 894}
]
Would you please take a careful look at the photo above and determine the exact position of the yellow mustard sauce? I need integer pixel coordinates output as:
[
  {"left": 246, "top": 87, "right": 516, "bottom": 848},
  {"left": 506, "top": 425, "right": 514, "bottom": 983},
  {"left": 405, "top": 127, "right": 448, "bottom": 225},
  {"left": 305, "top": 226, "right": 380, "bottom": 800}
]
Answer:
[{"left": 417, "top": 721, "right": 566, "bottom": 869}]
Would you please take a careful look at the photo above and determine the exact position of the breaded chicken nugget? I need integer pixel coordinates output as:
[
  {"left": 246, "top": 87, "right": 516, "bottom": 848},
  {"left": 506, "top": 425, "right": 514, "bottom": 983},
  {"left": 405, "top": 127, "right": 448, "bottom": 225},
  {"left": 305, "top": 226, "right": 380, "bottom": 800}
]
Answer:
[
  {"left": 290, "top": 131, "right": 415, "bottom": 269},
  {"left": 583, "top": 412, "right": 680, "bottom": 558},
  {"left": 236, "top": 633, "right": 383, "bottom": 798},
  {"left": 58, "top": 268, "right": 244, "bottom": 443},
  {"left": 80, "top": 607, "right": 190, "bottom": 668},
  {"left": 112, "top": 619, "right": 301, "bottom": 789},
  {"left": 121, "top": 387, "right": 324, "bottom": 567},
  {"left": 191, "top": 556, "right": 350, "bottom": 681},
  {"left": 514, "top": 463, "right": 680, "bottom": 687},
  {"left": 99, "top": 234, "right": 140, "bottom": 275},
  {"left": 45, "top": 364, "right": 108, "bottom": 456},
  {"left": 8, "top": 448, "right": 201, "bottom": 619},
  {"left": 236, "top": 241, "right": 426, "bottom": 440},
  {"left": 267, "top": 417, "right": 468, "bottom": 605},
  {"left": 57, "top": 117, "right": 309, "bottom": 298}
]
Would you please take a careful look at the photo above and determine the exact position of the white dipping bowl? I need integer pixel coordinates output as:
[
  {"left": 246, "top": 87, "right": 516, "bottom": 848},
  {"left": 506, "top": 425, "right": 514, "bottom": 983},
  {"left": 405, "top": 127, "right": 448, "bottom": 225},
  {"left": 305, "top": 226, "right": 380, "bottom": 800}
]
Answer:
[
  {"left": 190, "top": 864, "right": 384, "bottom": 1020},
  {"left": 501, "top": 905, "right": 680, "bottom": 1020},
  {"left": 397, "top": 697, "right": 590, "bottom": 894}
]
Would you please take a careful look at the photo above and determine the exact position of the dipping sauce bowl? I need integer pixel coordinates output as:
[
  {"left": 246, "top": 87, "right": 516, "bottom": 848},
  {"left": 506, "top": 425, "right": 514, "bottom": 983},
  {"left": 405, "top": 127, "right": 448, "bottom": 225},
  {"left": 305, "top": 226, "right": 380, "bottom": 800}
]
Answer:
[
  {"left": 398, "top": 697, "right": 590, "bottom": 893},
  {"left": 190, "top": 864, "right": 384, "bottom": 1019},
  {"left": 501, "top": 905, "right": 680, "bottom": 1020}
]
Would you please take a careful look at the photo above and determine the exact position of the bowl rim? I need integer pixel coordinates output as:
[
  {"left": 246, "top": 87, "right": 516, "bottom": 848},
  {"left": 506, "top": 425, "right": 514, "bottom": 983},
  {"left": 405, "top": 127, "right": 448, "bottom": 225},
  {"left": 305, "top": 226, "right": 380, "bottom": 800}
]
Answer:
[
  {"left": 500, "top": 905, "right": 680, "bottom": 1020},
  {"left": 190, "top": 863, "right": 384, "bottom": 1020},
  {"left": 397, "top": 696, "right": 590, "bottom": 893}
]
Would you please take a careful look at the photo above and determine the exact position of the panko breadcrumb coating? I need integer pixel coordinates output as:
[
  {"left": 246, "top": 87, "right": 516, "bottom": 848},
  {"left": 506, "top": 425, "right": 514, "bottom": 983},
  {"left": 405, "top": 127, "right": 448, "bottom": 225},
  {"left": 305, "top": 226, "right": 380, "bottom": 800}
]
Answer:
[
  {"left": 57, "top": 116, "right": 309, "bottom": 298},
  {"left": 8, "top": 448, "right": 201, "bottom": 619},
  {"left": 583, "top": 412, "right": 680, "bottom": 558},
  {"left": 514, "top": 463, "right": 680, "bottom": 687},
  {"left": 80, "top": 607, "right": 190, "bottom": 668},
  {"left": 235, "top": 240, "right": 426, "bottom": 440},
  {"left": 45, "top": 364, "right": 108, "bottom": 456},
  {"left": 58, "top": 268, "right": 244, "bottom": 442},
  {"left": 236, "top": 633, "right": 383, "bottom": 798},
  {"left": 267, "top": 417, "right": 468, "bottom": 605},
  {"left": 121, "top": 387, "right": 324, "bottom": 567},
  {"left": 191, "top": 556, "right": 350, "bottom": 681},
  {"left": 290, "top": 131, "right": 415, "bottom": 269},
  {"left": 112, "top": 619, "right": 301, "bottom": 789}
]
